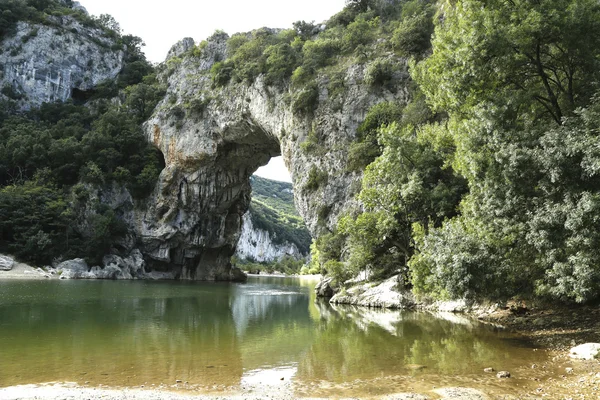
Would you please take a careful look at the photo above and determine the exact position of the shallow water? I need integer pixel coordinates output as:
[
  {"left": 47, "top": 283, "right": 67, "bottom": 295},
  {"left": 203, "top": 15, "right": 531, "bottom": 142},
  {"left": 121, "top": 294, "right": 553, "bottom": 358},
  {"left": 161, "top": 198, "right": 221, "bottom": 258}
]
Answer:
[{"left": 0, "top": 277, "right": 553, "bottom": 396}]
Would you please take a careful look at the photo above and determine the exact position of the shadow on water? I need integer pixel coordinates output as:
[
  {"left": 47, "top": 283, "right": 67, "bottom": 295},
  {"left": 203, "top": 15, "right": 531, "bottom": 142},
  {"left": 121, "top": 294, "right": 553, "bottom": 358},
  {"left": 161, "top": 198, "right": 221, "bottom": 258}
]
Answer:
[{"left": 0, "top": 277, "right": 548, "bottom": 395}]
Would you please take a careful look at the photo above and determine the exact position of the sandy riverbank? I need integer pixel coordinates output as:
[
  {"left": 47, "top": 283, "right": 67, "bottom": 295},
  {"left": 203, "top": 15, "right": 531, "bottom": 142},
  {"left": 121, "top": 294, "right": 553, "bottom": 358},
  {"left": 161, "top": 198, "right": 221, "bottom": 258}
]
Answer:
[{"left": 0, "top": 260, "right": 52, "bottom": 280}]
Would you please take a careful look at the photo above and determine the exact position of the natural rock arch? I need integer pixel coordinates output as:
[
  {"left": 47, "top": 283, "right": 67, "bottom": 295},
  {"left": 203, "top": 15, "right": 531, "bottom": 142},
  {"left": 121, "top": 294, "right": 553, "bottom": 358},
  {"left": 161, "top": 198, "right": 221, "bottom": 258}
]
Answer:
[{"left": 135, "top": 35, "right": 408, "bottom": 280}]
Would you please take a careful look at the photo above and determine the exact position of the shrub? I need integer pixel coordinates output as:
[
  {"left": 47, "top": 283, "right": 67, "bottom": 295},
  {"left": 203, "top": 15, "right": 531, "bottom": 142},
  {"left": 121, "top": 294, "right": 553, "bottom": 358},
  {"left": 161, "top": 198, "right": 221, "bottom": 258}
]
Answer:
[
  {"left": 292, "top": 83, "right": 319, "bottom": 114},
  {"left": 210, "top": 61, "right": 233, "bottom": 87},
  {"left": 364, "top": 58, "right": 395, "bottom": 87},
  {"left": 304, "top": 166, "right": 328, "bottom": 192}
]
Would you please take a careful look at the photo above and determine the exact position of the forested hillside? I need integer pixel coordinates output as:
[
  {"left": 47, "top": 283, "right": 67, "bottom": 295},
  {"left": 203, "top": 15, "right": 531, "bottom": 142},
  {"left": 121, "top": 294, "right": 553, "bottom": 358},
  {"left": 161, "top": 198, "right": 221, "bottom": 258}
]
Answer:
[
  {"left": 312, "top": 0, "right": 600, "bottom": 304},
  {"left": 248, "top": 176, "right": 311, "bottom": 255}
]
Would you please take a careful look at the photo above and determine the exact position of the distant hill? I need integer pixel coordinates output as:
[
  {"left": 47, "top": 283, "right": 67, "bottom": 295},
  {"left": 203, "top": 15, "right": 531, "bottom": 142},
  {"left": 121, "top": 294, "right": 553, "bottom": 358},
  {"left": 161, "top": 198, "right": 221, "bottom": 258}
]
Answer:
[{"left": 247, "top": 176, "right": 311, "bottom": 255}]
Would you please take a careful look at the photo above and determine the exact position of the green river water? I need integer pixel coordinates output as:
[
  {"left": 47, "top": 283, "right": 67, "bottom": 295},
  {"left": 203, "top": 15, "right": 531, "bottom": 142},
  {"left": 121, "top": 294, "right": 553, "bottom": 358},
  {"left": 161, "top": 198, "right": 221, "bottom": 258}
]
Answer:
[{"left": 0, "top": 276, "right": 556, "bottom": 397}]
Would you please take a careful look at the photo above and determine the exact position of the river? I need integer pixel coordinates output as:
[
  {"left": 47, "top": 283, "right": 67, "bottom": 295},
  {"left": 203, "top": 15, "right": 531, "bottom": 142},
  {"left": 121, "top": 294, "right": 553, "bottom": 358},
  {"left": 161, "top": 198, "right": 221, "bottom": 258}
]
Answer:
[{"left": 0, "top": 276, "right": 555, "bottom": 397}]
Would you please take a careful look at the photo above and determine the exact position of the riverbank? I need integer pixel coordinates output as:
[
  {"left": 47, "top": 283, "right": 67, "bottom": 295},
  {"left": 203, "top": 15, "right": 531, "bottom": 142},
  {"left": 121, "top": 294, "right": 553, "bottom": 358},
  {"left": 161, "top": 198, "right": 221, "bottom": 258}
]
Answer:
[{"left": 0, "top": 258, "right": 51, "bottom": 280}]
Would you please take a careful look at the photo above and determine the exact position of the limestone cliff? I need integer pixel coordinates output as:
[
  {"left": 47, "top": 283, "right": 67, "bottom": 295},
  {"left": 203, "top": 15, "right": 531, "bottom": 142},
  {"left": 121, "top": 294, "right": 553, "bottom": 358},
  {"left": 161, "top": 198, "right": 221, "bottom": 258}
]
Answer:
[
  {"left": 137, "top": 33, "right": 409, "bottom": 279},
  {"left": 0, "top": 4, "right": 124, "bottom": 109},
  {"left": 236, "top": 212, "right": 303, "bottom": 262}
]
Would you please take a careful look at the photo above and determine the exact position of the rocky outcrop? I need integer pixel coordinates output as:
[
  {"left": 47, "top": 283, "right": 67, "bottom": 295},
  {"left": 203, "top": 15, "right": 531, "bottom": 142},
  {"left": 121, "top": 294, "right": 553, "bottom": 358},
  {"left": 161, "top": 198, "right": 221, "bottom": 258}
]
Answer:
[
  {"left": 0, "top": 8, "right": 124, "bottom": 109},
  {"left": 56, "top": 250, "right": 177, "bottom": 280},
  {"left": 137, "top": 32, "right": 409, "bottom": 279},
  {"left": 235, "top": 212, "right": 303, "bottom": 262},
  {"left": 315, "top": 276, "right": 337, "bottom": 298},
  {"left": 330, "top": 275, "right": 416, "bottom": 309},
  {"left": 0, "top": 255, "right": 14, "bottom": 271}
]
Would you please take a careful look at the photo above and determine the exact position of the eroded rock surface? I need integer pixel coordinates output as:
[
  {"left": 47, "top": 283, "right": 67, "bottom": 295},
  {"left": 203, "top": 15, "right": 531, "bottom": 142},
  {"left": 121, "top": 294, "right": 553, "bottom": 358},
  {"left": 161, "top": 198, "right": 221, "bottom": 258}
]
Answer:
[
  {"left": 0, "top": 8, "right": 124, "bottom": 109},
  {"left": 330, "top": 275, "right": 416, "bottom": 309},
  {"left": 138, "top": 33, "right": 408, "bottom": 279}
]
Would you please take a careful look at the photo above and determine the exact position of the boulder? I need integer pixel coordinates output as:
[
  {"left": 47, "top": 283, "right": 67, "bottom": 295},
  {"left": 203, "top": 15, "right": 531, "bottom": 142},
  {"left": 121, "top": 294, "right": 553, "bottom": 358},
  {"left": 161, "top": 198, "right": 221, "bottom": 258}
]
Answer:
[
  {"left": 330, "top": 275, "right": 415, "bottom": 309},
  {"left": 315, "top": 276, "right": 336, "bottom": 298},
  {"left": 0, "top": 255, "right": 15, "bottom": 271},
  {"left": 57, "top": 259, "right": 89, "bottom": 279},
  {"left": 496, "top": 371, "right": 511, "bottom": 378},
  {"left": 570, "top": 343, "right": 600, "bottom": 360}
]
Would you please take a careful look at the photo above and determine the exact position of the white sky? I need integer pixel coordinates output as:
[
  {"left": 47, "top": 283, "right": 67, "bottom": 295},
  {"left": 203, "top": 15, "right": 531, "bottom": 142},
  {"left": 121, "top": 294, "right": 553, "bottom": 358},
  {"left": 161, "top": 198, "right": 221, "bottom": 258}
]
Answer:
[{"left": 79, "top": 0, "right": 346, "bottom": 183}]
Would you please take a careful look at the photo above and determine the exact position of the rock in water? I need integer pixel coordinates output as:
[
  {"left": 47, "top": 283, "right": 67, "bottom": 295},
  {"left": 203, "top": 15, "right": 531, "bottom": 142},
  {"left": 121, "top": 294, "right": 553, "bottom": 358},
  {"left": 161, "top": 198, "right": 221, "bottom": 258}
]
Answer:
[
  {"left": 315, "top": 276, "right": 336, "bottom": 298},
  {"left": 496, "top": 371, "right": 511, "bottom": 378},
  {"left": 570, "top": 343, "right": 600, "bottom": 360},
  {"left": 0, "top": 255, "right": 15, "bottom": 271}
]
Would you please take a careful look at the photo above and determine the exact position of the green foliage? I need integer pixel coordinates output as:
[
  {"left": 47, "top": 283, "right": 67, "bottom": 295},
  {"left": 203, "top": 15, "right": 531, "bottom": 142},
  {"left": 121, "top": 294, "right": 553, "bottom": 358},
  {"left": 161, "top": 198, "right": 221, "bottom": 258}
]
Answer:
[
  {"left": 408, "top": 0, "right": 600, "bottom": 303},
  {"left": 341, "top": 122, "right": 466, "bottom": 283},
  {"left": 391, "top": 1, "right": 435, "bottom": 56},
  {"left": 292, "top": 83, "right": 319, "bottom": 114},
  {"left": 248, "top": 176, "right": 311, "bottom": 254},
  {"left": 210, "top": 60, "right": 233, "bottom": 87},
  {"left": 0, "top": 52, "right": 164, "bottom": 266},
  {"left": 303, "top": 166, "right": 328, "bottom": 192},
  {"left": 364, "top": 58, "right": 395, "bottom": 88},
  {"left": 0, "top": 180, "right": 126, "bottom": 265},
  {"left": 347, "top": 101, "right": 404, "bottom": 171}
]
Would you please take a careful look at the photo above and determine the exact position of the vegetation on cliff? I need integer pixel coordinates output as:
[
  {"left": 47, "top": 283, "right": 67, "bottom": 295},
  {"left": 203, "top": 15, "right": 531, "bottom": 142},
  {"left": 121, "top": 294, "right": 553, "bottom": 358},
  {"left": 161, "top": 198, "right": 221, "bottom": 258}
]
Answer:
[
  {"left": 311, "top": 0, "right": 600, "bottom": 304},
  {"left": 0, "top": 1, "right": 164, "bottom": 265}
]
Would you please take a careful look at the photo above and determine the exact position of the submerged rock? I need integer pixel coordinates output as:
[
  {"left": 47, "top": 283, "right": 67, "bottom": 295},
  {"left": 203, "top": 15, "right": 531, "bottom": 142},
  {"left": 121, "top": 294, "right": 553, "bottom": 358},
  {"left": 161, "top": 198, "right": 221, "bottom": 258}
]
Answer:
[
  {"left": 57, "top": 250, "right": 155, "bottom": 280},
  {"left": 570, "top": 343, "right": 600, "bottom": 360},
  {"left": 0, "top": 255, "right": 15, "bottom": 271},
  {"left": 433, "top": 387, "right": 489, "bottom": 400},
  {"left": 496, "top": 371, "right": 511, "bottom": 378}
]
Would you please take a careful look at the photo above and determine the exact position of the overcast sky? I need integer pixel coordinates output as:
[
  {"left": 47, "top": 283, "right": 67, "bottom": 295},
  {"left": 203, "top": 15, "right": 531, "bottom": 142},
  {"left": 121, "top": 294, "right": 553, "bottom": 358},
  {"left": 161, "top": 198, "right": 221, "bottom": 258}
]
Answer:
[{"left": 79, "top": 0, "right": 345, "bottom": 182}]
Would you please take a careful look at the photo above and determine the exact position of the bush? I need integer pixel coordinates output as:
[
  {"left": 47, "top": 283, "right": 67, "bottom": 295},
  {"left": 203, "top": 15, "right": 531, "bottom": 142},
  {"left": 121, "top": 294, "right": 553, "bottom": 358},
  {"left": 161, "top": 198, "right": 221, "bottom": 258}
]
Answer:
[
  {"left": 364, "top": 58, "right": 395, "bottom": 87},
  {"left": 304, "top": 166, "right": 328, "bottom": 192},
  {"left": 292, "top": 83, "right": 319, "bottom": 114},
  {"left": 391, "top": 12, "right": 434, "bottom": 56},
  {"left": 210, "top": 61, "right": 233, "bottom": 87}
]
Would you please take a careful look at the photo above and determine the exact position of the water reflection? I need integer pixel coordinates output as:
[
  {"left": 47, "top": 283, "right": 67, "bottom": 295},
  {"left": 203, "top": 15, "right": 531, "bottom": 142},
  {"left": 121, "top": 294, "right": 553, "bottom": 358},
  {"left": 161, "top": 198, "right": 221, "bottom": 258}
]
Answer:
[{"left": 0, "top": 277, "right": 547, "bottom": 396}]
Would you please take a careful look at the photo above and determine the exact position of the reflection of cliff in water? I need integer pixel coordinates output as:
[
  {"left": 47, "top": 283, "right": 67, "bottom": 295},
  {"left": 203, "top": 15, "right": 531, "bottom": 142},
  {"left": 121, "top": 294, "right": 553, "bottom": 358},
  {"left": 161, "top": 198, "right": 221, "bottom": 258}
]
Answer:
[{"left": 230, "top": 277, "right": 317, "bottom": 371}]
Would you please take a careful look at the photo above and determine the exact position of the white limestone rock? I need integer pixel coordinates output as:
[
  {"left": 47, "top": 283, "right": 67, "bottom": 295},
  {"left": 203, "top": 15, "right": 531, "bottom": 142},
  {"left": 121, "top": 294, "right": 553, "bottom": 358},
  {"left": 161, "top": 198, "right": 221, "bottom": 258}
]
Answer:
[
  {"left": 330, "top": 275, "right": 415, "bottom": 309},
  {"left": 235, "top": 212, "right": 303, "bottom": 262},
  {"left": 0, "top": 255, "right": 15, "bottom": 271},
  {"left": 570, "top": 343, "right": 600, "bottom": 360},
  {"left": 140, "top": 30, "right": 410, "bottom": 280},
  {"left": 0, "top": 17, "right": 124, "bottom": 109}
]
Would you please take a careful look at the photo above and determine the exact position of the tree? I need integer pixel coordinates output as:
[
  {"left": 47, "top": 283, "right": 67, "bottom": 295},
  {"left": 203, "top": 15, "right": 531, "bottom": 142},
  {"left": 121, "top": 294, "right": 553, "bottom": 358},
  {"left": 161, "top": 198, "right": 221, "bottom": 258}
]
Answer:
[{"left": 414, "top": 0, "right": 600, "bottom": 126}]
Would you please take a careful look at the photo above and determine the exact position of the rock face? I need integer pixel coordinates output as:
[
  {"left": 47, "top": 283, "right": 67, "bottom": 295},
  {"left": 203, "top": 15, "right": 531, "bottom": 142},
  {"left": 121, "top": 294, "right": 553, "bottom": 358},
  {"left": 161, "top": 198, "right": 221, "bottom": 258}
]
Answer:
[
  {"left": 0, "top": 12, "right": 124, "bottom": 109},
  {"left": 138, "top": 32, "right": 408, "bottom": 279},
  {"left": 235, "top": 212, "right": 303, "bottom": 262},
  {"left": 0, "top": 255, "right": 15, "bottom": 271}
]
